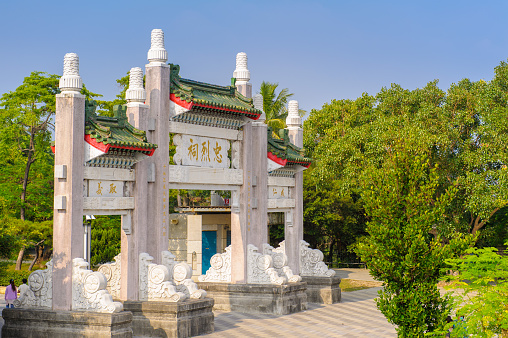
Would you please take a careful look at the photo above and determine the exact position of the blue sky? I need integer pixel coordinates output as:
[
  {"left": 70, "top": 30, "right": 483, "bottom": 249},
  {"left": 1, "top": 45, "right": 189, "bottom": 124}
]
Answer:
[{"left": 1, "top": 0, "right": 508, "bottom": 115}]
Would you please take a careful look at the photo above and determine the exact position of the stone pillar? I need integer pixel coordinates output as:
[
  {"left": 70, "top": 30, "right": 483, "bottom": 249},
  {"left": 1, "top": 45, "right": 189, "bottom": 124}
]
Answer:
[
  {"left": 251, "top": 94, "right": 268, "bottom": 248},
  {"left": 230, "top": 122, "right": 253, "bottom": 283},
  {"left": 53, "top": 53, "right": 85, "bottom": 310},
  {"left": 233, "top": 52, "right": 252, "bottom": 98},
  {"left": 145, "top": 29, "right": 170, "bottom": 263},
  {"left": 120, "top": 67, "right": 148, "bottom": 301},
  {"left": 231, "top": 52, "right": 253, "bottom": 283},
  {"left": 285, "top": 100, "right": 303, "bottom": 274}
]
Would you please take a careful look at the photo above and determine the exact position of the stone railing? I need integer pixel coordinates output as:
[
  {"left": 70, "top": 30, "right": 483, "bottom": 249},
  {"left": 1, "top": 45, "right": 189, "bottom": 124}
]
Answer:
[
  {"left": 247, "top": 244, "right": 286, "bottom": 285},
  {"left": 98, "top": 254, "right": 121, "bottom": 299},
  {"left": 14, "top": 260, "right": 53, "bottom": 309},
  {"left": 139, "top": 253, "right": 186, "bottom": 302},
  {"left": 198, "top": 246, "right": 232, "bottom": 283},
  {"left": 266, "top": 243, "right": 302, "bottom": 282},
  {"left": 299, "top": 240, "right": 336, "bottom": 277},
  {"left": 72, "top": 258, "right": 123, "bottom": 313}
]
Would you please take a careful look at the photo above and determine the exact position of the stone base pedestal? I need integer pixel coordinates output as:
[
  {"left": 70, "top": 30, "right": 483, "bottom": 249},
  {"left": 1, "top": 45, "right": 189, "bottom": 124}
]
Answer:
[
  {"left": 122, "top": 299, "right": 214, "bottom": 338},
  {"left": 197, "top": 282, "right": 307, "bottom": 315},
  {"left": 1, "top": 308, "right": 132, "bottom": 338},
  {"left": 301, "top": 276, "right": 341, "bottom": 304}
]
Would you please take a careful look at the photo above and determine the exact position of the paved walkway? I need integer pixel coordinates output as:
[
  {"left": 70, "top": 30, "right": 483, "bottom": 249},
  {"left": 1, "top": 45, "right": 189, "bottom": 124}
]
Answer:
[
  {"left": 205, "top": 287, "right": 395, "bottom": 337},
  {"left": 334, "top": 268, "right": 379, "bottom": 282}
]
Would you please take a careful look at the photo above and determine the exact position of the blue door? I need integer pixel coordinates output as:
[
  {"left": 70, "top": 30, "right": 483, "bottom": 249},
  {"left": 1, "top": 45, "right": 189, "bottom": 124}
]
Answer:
[{"left": 202, "top": 231, "right": 217, "bottom": 274}]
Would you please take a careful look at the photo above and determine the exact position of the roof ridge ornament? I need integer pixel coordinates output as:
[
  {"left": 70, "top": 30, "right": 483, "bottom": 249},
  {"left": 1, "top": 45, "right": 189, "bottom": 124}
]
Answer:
[
  {"left": 59, "top": 53, "right": 82, "bottom": 93},
  {"left": 286, "top": 100, "right": 301, "bottom": 128},
  {"left": 233, "top": 52, "right": 250, "bottom": 83},
  {"left": 147, "top": 29, "right": 168, "bottom": 64},
  {"left": 125, "top": 67, "right": 146, "bottom": 103}
]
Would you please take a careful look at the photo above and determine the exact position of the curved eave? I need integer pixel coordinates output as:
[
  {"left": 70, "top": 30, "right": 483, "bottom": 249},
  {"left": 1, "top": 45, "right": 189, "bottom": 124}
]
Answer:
[
  {"left": 170, "top": 93, "right": 261, "bottom": 120},
  {"left": 286, "top": 159, "right": 311, "bottom": 168},
  {"left": 268, "top": 151, "right": 287, "bottom": 166},
  {"left": 85, "top": 134, "right": 156, "bottom": 156}
]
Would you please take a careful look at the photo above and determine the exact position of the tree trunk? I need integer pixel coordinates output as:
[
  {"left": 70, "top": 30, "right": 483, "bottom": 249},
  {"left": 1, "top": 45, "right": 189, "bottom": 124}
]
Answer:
[
  {"left": 20, "top": 128, "right": 35, "bottom": 221},
  {"left": 15, "top": 246, "right": 25, "bottom": 270},
  {"left": 328, "top": 239, "right": 335, "bottom": 266},
  {"left": 29, "top": 239, "right": 45, "bottom": 271},
  {"left": 42, "top": 247, "right": 52, "bottom": 261}
]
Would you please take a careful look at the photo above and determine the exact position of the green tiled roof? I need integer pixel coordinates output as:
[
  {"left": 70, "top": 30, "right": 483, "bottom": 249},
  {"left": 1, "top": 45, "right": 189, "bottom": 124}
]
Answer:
[
  {"left": 170, "top": 64, "right": 262, "bottom": 119},
  {"left": 84, "top": 101, "right": 157, "bottom": 152},
  {"left": 267, "top": 128, "right": 312, "bottom": 167}
]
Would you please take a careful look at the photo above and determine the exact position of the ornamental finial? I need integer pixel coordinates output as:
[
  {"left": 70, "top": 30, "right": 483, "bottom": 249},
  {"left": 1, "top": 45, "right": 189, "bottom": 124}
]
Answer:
[
  {"left": 286, "top": 100, "right": 301, "bottom": 127},
  {"left": 147, "top": 29, "right": 168, "bottom": 63},
  {"left": 233, "top": 52, "right": 250, "bottom": 82},
  {"left": 125, "top": 67, "right": 146, "bottom": 103},
  {"left": 59, "top": 53, "right": 82, "bottom": 93},
  {"left": 253, "top": 94, "right": 265, "bottom": 122}
]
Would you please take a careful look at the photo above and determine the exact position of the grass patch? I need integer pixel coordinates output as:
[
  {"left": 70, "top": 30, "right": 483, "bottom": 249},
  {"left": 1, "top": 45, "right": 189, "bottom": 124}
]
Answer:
[{"left": 340, "top": 278, "right": 383, "bottom": 292}]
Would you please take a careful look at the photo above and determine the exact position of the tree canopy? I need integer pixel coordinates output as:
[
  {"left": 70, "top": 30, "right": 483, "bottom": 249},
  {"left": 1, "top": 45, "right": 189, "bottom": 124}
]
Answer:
[
  {"left": 304, "top": 61, "right": 508, "bottom": 239},
  {"left": 259, "top": 81, "right": 294, "bottom": 134}
]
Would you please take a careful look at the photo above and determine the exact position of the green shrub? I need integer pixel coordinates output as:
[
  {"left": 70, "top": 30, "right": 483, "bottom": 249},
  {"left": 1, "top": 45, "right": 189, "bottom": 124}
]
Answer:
[
  {"left": 0, "top": 270, "right": 32, "bottom": 286},
  {"left": 90, "top": 216, "right": 121, "bottom": 266}
]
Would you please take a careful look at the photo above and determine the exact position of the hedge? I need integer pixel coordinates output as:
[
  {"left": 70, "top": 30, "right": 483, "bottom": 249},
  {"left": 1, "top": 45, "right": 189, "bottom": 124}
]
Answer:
[{"left": 0, "top": 270, "right": 32, "bottom": 287}]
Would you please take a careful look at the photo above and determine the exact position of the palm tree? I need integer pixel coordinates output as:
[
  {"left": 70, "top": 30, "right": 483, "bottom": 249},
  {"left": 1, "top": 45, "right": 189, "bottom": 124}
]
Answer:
[{"left": 259, "top": 81, "right": 293, "bottom": 134}]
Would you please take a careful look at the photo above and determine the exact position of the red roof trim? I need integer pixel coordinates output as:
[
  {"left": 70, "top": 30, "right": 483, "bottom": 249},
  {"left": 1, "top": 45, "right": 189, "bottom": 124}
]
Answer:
[
  {"left": 287, "top": 161, "right": 311, "bottom": 168},
  {"left": 268, "top": 151, "right": 310, "bottom": 168},
  {"left": 171, "top": 93, "right": 260, "bottom": 120},
  {"left": 193, "top": 103, "right": 260, "bottom": 119},
  {"left": 85, "top": 134, "right": 156, "bottom": 156},
  {"left": 170, "top": 93, "right": 193, "bottom": 110},
  {"left": 267, "top": 152, "right": 287, "bottom": 166}
]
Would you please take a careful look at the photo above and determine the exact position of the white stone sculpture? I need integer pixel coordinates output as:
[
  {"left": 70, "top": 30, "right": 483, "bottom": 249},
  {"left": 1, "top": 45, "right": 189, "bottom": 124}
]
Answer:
[
  {"left": 286, "top": 100, "right": 301, "bottom": 128},
  {"left": 253, "top": 94, "right": 266, "bottom": 122},
  {"left": 97, "top": 253, "right": 121, "bottom": 299},
  {"left": 300, "top": 240, "right": 336, "bottom": 277},
  {"left": 147, "top": 29, "right": 168, "bottom": 63},
  {"left": 14, "top": 260, "right": 53, "bottom": 308},
  {"left": 247, "top": 244, "right": 286, "bottom": 285},
  {"left": 59, "top": 53, "right": 82, "bottom": 92},
  {"left": 233, "top": 52, "right": 250, "bottom": 83},
  {"left": 72, "top": 258, "right": 123, "bottom": 313},
  {"left": 161, "top": 251, "right": 207, "bottom": 299},
  {"left": 198, "top": 246, "right": 232, "bottom": 283},
  {"left": 125, "top": 67, "right": 146, "bottom": 103},
  {"left": 266, "top": 243, "right": 302, "bottom": 283},
  {"left": 139, "top": 252, "right": 186, "bottom": 302}
]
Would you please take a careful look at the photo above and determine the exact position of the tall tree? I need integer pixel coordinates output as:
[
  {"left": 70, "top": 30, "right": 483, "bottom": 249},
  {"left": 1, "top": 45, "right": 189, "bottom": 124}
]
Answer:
[
  {"left": 303, "top": 170, "right": 366, "bottom": 263},
  {"left": 355, "top": 143, "right": 472, "bottom": 336},
  {"left": 0, "top": 72, "right": 59, "bottom": 223}
]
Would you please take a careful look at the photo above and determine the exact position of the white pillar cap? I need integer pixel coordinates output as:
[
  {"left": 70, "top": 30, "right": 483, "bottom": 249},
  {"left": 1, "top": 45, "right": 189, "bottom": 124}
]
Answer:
[
  {"left": 147, "top": 29, "right": 168, "bottom": 63},
  {"left": 233, "top": 52, "right": 250, "bottom": 82},
  {"left": 125, "top": 67, "right": 146, "bottom": 103},
  {"left": 59, "top": 53, "right": 82, "bottom": 93},
  {"left": 286, "top": 100, "right": 301, "bottom": 127},
  {"left": 253, "top": 94, "right": 265, "bottom": 122}
]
